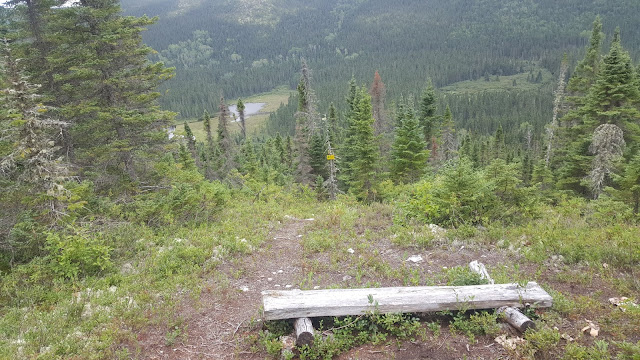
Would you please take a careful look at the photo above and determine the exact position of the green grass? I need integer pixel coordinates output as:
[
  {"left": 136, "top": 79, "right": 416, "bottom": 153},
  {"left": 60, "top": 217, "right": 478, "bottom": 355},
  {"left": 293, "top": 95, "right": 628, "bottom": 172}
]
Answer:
[
  {"left": 440, "top": 69, "right": 553, "bottom": 94},
  {"left": 175, "top": 86, "right": 293, "bottom": 141},
  {"left": 3, "top": 178, "right": 640, "bottom": 359},
  {"left": 0, "top": 181, "right": 316, "bottom": 359}
]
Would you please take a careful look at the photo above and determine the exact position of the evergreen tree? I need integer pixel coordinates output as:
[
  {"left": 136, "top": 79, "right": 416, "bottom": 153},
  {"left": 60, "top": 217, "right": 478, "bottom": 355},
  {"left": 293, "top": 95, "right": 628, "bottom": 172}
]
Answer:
[
  {"left": 582, "top": 29, "right": 640, "bottom": 134},
  {"left": 342, "top": 86, "right": 379, "bottom": 201},
  {"left": 328, "top": 103, "right": 339, "bottom": 145},
  {"left": 494, "top": 123, "right": 505, "bottom": 159},
  {"left": 459, "top": 131, "right": 474, "bottom": 163},
  {"left": 183, "top": 121, "right": 200, "bottom": 169},
  {"left": 346, "top": 75, "right": 357, "bottom": 115},
  {"left": 6, "top": 0, "right": 55, "bottom": 89},
  {"left": 284, "top": 135, "right": 293, "bottom": 170},
  {"left": 202, "top": 110, "right": 214, "bottom": 152},
  {"left": 566, "top": 16, "right": 603, "bottom": 98},
  {"left": 535, "top": 70, "right": 543, "bottom": 83},
  {"left": 439, "top": 105, "right": 457, "bottom": 163},
  {"left": 274, "top": 133, "right": 285, "bottom": 167},
  {"left": 418, "top": 80, "right": 438, "bottom": 149},
  {"left": 532, "top": 159, "right": 555, "bottom": 194},
  {"left": 201, "top": 110, "right": 216, "bottom": 179},
  {"left": 558, "top": 29, "right": 640, "bottom": 196},
  {"left": 293, "top": 60, "right": 319, "bottom": 184},
  {"left": 612, "top": 153, "right": 640, "bottom": 213},
  {"left": 241, "top": 138, "right": 258, "bottom": 177},
  {"left": 178, "top": 143, "right": 195, "bottom": 170},
  {"left": 46, "top": 0, "right": 174, "bottom": 187},
  {"left": 432, "top": 156, "right": 495, "bottom": 226},
  {"left": 237, "top": 98, "right": 246, "bottom": 140},
  {"left": 0, "top": 39, "right": 67, "bottom": 192},
  {"left": 391, "top": 101, "right": 429, "bottom": 183},
  {"left": 217, "top": 96, "right": 232, "bottom": 158},
  {"left": 370, "top": 70, "right": 387, "bottom": 134},
  {"left": 309, "top": 132, "right": 328, "bottom": 180},
  {"left": 485, "top": 158, "right": 522, "bottom": 205}
]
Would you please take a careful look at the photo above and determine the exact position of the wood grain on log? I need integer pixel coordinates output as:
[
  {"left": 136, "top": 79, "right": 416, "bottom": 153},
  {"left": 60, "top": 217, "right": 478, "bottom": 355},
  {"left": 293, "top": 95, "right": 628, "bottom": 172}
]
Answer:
[
  {"left": 262, "top": 282, "right": 552, "bottom": 321},
  {"left": 294, "top": 317, "right": 315, "bottom": 347}
]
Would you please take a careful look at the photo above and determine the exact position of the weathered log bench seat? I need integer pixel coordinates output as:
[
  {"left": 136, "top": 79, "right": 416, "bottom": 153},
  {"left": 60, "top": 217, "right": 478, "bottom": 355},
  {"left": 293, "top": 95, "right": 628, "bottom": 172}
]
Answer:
[{"left": 262, "top": 282, "right": 552, "bottom": 321}]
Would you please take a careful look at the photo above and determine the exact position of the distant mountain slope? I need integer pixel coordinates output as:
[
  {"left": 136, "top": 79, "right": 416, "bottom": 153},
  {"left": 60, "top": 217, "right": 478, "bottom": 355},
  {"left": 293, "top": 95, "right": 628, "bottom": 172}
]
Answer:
[{"left": 121, "top": 0, "right": 640, "bottom": 131}]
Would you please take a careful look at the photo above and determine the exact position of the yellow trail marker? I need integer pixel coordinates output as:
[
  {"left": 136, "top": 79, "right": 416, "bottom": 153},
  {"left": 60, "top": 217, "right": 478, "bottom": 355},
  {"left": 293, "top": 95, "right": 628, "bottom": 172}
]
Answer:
[{"left": 327, "top": 154, "right": 335, "bottom": 160}]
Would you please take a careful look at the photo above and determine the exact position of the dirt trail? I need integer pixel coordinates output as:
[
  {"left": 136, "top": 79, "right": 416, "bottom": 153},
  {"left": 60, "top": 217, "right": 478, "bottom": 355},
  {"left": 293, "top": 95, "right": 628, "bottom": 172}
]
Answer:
[{"left": 143, "top": 217, "right": 309, "bottom": 359}]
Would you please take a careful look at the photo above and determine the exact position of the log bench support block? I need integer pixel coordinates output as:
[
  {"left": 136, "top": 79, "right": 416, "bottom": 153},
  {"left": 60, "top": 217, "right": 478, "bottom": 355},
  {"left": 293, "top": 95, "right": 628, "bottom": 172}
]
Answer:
[
  {"left": 294, "top": 317, "right": 315, "bottom": 347},
  {"left": 497, "top": 306, "right": 536, "bottom": 333}
]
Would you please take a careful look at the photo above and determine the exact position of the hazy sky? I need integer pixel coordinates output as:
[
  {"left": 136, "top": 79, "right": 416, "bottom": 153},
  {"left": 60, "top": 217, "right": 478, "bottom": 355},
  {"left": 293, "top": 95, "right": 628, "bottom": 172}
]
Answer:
[{"left": 1, "top": 1, "right": 79, "bottom": 6}]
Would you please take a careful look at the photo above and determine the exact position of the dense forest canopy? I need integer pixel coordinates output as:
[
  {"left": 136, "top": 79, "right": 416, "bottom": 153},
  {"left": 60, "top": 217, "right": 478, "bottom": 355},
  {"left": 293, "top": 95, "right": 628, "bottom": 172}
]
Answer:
[{"left": 120, "top": 0, "right": 640, "bottom": 127}]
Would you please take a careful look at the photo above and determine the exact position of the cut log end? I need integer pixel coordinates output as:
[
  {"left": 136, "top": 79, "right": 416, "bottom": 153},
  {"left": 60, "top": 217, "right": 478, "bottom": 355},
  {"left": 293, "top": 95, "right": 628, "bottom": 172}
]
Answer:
[{"left": 294, "top": 318, "right": 315, "bottom": 347}]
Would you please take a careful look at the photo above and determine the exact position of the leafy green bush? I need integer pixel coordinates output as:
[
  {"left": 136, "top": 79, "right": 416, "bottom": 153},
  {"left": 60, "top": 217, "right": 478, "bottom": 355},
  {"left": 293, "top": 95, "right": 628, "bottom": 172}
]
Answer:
[
  {"left": 399, "top": 157, "right": 497, "bottom": 226},
  {"left": 451, "top": 311, "right": 500, "bottom": 342},
  {"left": 150, "top": 241, "right": 208, "bottom": 280},
  {"left": 523, "top": 326, "right": 561, "bottom": 359},
  {"left": 562, "top": 340, "right": 611, "bottom": 360},
  {"left": 45, "top": 231, "right": 112, "bottom": 280},
  {"left": 615, "top": 340, "right": 640, "bottom": 360},
  {"left": 443, "top": 266, "right": 488, "bottom": 286},
  {"left": 131, "top": 178, "right": 229, "bottom": 226},
  {"left": 2, "top": 211, "right": 47, "bottom": 268},
  {"left": 397, "top": 157, "right": 543, "bottom": 226},
  {"left": 585, "top": 196, "right": 634, "bottom": 226}
]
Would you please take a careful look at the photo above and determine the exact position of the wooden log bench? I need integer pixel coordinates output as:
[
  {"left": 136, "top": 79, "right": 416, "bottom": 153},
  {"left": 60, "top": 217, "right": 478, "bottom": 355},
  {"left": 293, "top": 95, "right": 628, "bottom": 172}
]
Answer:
[{"left": 262, "top": 282, "right": 552, "bottom": 321}]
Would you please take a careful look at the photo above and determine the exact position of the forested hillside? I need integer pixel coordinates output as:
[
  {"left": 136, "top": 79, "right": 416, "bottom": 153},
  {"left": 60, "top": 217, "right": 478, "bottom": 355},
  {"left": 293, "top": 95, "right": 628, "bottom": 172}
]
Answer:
[
  {"left": 122, "top": 0, "right": 640, "bottom": 132},
  {"left": 1, "top": 1, "right": 639, "bottom": 359}
]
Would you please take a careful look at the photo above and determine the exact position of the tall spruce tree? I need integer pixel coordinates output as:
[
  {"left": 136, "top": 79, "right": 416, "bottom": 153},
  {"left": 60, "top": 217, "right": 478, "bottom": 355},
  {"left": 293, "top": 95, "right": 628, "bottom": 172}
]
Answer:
[
  {"left": 201, "top": 110, "right": 216, "bottom": 179},
  {"left": 217, "top": 96, "right": 234, "bottom": 176},
  {"left": 0, "top": 39, "right": 67, "bottom": 191},
  {"left": 613, "top": 154, "right": 640, "bottom": 213},
  {"left": 555, "top": 18, "right": 605, "bottom": 182},
  {"left": 183, "top": 121, "right": 200, "bottom": 169},
  {"left": 6, "top": 0, "right": 56, "bottom": 89},
  {"left": 293, "top": 60, "right": 319, "bottom": 184},
  {"left": 369, "top": 70, "right": 387, "bottom": 134},
  {"left": 391, "top": 101, "right": 428, "bottom": 183},
  {"left": 418, "top": 81, "right": 438, "bottom": 149},
  {"left": 328, "top": 103, "right": 339, "bottom": 145},
  {"left": 45, "top": 0, "right": 174, "bottom": 187},
  {"left": 439, "top": 105, "right": 457, "bottom": 163},
  {"left": 217, "top": 96, "right": 232, "bottom": 156},
  {"left": 557, "top": 28, "right": 640, "bottom": 196},
  {"left": 566, "top": 16, "right": 603, "bottom": 99},
  {"left": 545, "top": 54, "right": 569, "bottom": 167},
  {"left": 494, "top": 123, "right": 505, "bottom": 159},
  {"left": 237, "top": 98, "right": 246, "bottom": 140},
  {"left": 342, "top": 86, "right": 378, "bottom": 201},
  {"left": 309, "top": 132, "right": 328, "bottom": 180}
]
